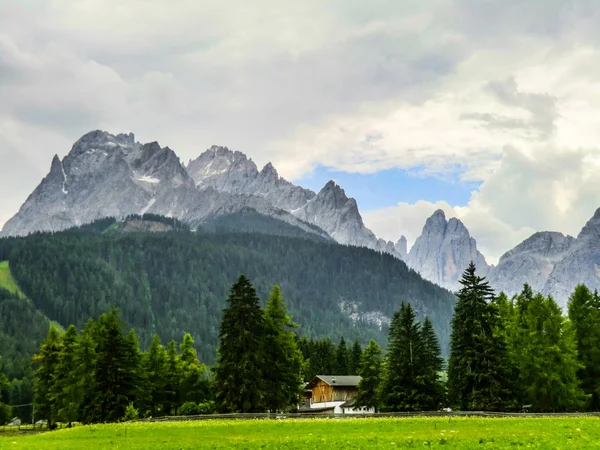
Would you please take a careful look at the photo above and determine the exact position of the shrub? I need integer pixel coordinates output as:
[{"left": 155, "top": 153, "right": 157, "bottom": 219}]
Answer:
[{"left": 122, "top": 402, "right": 139, "bottom": 421}]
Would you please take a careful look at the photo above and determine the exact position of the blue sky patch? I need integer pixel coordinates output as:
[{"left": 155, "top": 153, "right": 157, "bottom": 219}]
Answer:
[{"left": 294, "top": 165, "right": 481, "bottom": 211}]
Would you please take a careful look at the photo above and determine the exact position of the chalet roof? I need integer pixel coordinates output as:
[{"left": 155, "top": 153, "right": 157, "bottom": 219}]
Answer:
[{"left": 306, "top": 375, "right": 361, "bottom": 389}]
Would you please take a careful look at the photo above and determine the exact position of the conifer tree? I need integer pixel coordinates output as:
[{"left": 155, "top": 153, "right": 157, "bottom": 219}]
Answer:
[
  {"left": 447, "top": 263, "right": 513, "bottom": 411},
  {"left": 381, "top": 303, "right": 427, "bottom": 411},
  {"left": 141, "top": 334, "right": 168, "bottom": 416},
  {"left": 568, "top": 285, "right": 600, "bottom": 410},
  {"left": 349, "top": 339, "right": 363, "bottom": 376},
  {"left": 308, "top": 338, "right": 336, "bottom": 379},
  {"left": 420, "top": 316, "right": 445, "bottom": 409},
  {"left": 355, "top": 340, "right": 382, "bottom": 411},
  {"left": 92, "top": 310, "right": 139, "bottom": 422},
  {"left": 0, "top": 356, "right": 10, "bottom": 425},
  {"left": 263, "top": 285, "right": 303, "bottom": 412},
  {"left": 74, "top": 319, "right": 97, "bottom": 423},
  {"left": 163, "top": 341, "right": 181, "bottom": 414},
  {"left": 178, "top": 333, "right": 210, "bottom": 404},
  {"left": 513, "top": 291, "right": 587, "bottom": 411},
  {"left": 215, "top": 274, "right": 267, "bottom": 412},
  {"left": 33, "top": 326, "right": 63, "bottom": 429},
  {"left": 51, "top": 325, "right": 80, "bottom": 426},
  {"left": 335, "top": 337, "right": 349, "bottom": 375}
]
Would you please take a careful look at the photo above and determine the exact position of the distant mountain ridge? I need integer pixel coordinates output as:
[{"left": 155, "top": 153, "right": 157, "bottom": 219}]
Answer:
[
  {"left": 1, "top": 130, "right": 403, "bottom": 258},
  {"left": 487, "top": 207, "right": 600, "bottom": 308}
]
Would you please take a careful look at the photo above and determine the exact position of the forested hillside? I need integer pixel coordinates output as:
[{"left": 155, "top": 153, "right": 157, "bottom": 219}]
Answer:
[{"left": 0, "top": 219, "right": 456, "bottom": 369}]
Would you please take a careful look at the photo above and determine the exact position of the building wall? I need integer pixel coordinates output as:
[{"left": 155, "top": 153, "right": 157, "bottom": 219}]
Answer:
[{"left": 311, "top": 380, "right": 358, "bottom": 403}]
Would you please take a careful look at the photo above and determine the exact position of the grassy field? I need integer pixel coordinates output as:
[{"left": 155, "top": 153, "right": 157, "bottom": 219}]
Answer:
[
  {"left": 0, "top": 261, "right": 22, "bottom": 295},
  {"left": 2, "top": 416, "right": 600, "bottom": 449}
]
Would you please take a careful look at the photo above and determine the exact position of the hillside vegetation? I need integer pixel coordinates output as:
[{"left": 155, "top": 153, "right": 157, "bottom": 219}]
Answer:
[{"left": 0, "top": 218, "right": 455, "bottom": 365}]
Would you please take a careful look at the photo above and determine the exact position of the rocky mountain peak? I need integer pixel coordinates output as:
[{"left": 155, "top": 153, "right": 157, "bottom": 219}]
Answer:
[
  {"left": 260, "top": 162, "right": 279, "bottom": 182},
  {"left": 486, "top": 231, "right": 575, "bottom": 297},
  {"left": 406, "top": 210, "right": 489, "bottom": 290},
  {"left": 577, "top": 207, "right": 600, "bottom": 241},
  {"left": 395, "top": 236, "right": 408, "bottom": 259}
]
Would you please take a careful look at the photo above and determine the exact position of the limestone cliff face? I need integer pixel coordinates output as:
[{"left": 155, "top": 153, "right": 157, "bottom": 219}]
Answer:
[
  {"left": 486, "top": 231, "right": 575, "bottom": 297},
  {"left": 540, "top": 208, "right": 600, "bottom": 308},
  {"left": 1, "top": 132, "right": 398, "bottom": 255},
  {"left": 406, "top": 210, "right": 489, "bottom": 291}
]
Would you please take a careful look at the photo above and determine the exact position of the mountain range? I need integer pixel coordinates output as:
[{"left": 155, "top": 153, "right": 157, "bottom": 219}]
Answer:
[{"left": 3, "top": 130, "right": 600, "bottom": 308}]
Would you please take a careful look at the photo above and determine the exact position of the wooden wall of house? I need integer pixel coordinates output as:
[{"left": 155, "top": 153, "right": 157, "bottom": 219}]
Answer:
[
  {"left": 312, "top": 379, "right": 334, "bottom": 403},
  {"left": 332, "top": 387, "right": 357, "bottom": 402},
  {"left": 311, "top": 380, "right": 358, "bottom": 403}
]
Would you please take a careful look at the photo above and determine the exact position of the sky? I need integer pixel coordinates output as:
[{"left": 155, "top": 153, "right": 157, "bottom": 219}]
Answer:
[{"left": 3, "top": 1, "right": 600, "bottom": 264}]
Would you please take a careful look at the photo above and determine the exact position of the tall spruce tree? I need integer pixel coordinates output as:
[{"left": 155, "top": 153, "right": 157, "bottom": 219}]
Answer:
[
  {"left": 308, "top": 338, "right": 337, "bottom": 379},
  {"left": 179, "top": 333, "right": 210, "bottom": 405},
  {"left": 33, "top": 326, "right": 62, "bottom": 429},
  {"left": 141, "top": 335, "right": 168, "bottom": 416},
  {"left": 91, "top": 310, "right": 140, "bottom": 422},
  {"left": 349, "top": 339, "right": 363, "bottom": 376},
  {"left": 447, "top": 263, "right": 513, "bottom": 411},
  {"left": 262, "top": 285, "right": 303, "bottom": 412},
  {"left": 355, "top": 340, "right": 382, "bottom": 411},
  {"left": 335, "top": 337, "right": 350, "bottom": 375},
  {"left": 215, "top": 274, "right": 267, "bottom": 412},
  {"left": 420, "top": 316, "right": 445, "bottom": 410},
  {"left": 568, "top": 285, "right": 600, "bottom": 410},
  {"left": 51, "top": 325, "right": 80, "bottom": 425},
  {"left": 381, "top": 303, "right": 429, "bottom": 411},
  {"left": 74, "top": 319, "right": 97, "bottom": 423},
  {"left": 163, "top": 341, "right": 181, "bottom": 414}
]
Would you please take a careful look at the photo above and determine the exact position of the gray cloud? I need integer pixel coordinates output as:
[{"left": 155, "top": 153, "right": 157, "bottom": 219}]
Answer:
[{"left": 3, "top": 0, "right": 600, "bottom": 265}]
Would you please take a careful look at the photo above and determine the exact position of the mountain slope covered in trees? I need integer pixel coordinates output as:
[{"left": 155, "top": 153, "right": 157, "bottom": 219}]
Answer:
[{"left": 0, "top": 218, "right": 456, "bottom": 370}]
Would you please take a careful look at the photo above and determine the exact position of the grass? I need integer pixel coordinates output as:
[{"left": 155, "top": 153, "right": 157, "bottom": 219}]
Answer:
[
  {"left": 0, "top": 261, "right": 22, "bottom": 296},
  {"left": 2, "top": 416, "right": 600, "bottom": 449}
]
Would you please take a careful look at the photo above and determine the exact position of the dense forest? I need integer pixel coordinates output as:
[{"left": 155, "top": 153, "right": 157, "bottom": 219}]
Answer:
[
  {"left": 3, "top": 260, "right": 600, "bottom": 424},
  {"left": 0, "top": 216, "right": 455, "bottom": 364},
  {"left": 0, "top": 215, "right": 455, "bottom": 420}
]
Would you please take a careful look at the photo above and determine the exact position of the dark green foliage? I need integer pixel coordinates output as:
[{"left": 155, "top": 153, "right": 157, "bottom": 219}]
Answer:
[
  {"left": 447, "top": 263, "right": 514, "bottom": 411},
  {"left": 201, "top": 209, "right": 330, "bottom": 243},
  {"left": 263, "top": 285, "right": 303, "bottom": 412},
  {"left": 381, "top": 303, "right": 438, "bottom": 411},
  {"left": 568, "top": 285, "right": 600, "bottom": 410},
  {"left": 140, "top": 335, "right": 168, "bottom": 417},
  {"left": 178, "top": 334, "right": 210, "bottom": 405},
  {"left": 33, "top": 327, "right": 63, "bottom": 429},
  {"left": 507, "top": 289, "right": 586, "bottom": 412},
  {"left": 90, "top": 310, "right": 140, "bottom": 423},
  {"left": 51, "top": 325, "right": 80, "bottom": 425},
  {"left": 215, "top": 275, "right": 267, "bottom": 413},
  {"left": 335, "top": 337, "right": 350, "bottom": 375},
  {"left": 355, "top": 340, "right": 383, "bottom": 411},
  {"left": 306, "top": 338, "right": 337, "bottom": 380},
  {"left": 420, "top": 316, "right": 445, "bottom": 409},
  {"left": 0, "top": 225, "right": 455, "bottom": 366},
  {"left": 0, "top": 356, "right": 10, "bottom": 425},
  {"left": 349, "top": 339, "right": 363, "bottom": 376}
]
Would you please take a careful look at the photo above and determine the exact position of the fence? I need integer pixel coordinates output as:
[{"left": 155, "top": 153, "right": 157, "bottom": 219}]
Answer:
[{"left": 142, "top": 410, "right": 600, "bottom": 423}]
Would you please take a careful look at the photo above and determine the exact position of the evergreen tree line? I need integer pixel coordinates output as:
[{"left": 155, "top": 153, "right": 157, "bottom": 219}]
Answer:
[
  {"left": 0, "top": 223, "right": 455, "bottom": 367},
  {"left": 32, "top": 310, "right": 211, "bottom": 428},
  {"left": 446, "top": 263, "right": 600, "bottom": 412}
]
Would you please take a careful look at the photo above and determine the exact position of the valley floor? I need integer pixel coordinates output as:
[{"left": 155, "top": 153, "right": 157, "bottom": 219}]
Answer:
[{"left": 2, "top": 416, "right": 600, "bottom": 449}]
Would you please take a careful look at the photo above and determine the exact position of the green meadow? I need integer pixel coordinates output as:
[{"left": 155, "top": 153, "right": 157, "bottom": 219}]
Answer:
[
  {"left": 0, "top": 261, "right": 21, "bottom": 296},
  {"left": 2, "top": 416, "right": 600, "bottom": 449}
]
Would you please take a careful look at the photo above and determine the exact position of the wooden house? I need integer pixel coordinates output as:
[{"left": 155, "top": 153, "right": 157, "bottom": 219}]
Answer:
[{"left": 301, "top": 375, "right": 374, "bottom": 414}]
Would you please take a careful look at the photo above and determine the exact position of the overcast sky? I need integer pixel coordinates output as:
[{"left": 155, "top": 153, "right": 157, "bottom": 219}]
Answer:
[{"left": 3, "top": 0, "right": 600, "bottom": 263}]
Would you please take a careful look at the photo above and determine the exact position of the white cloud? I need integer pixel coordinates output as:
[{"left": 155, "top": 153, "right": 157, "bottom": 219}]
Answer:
[{"left": 3, "top": 0, "right": 600, "bottom": 266}]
